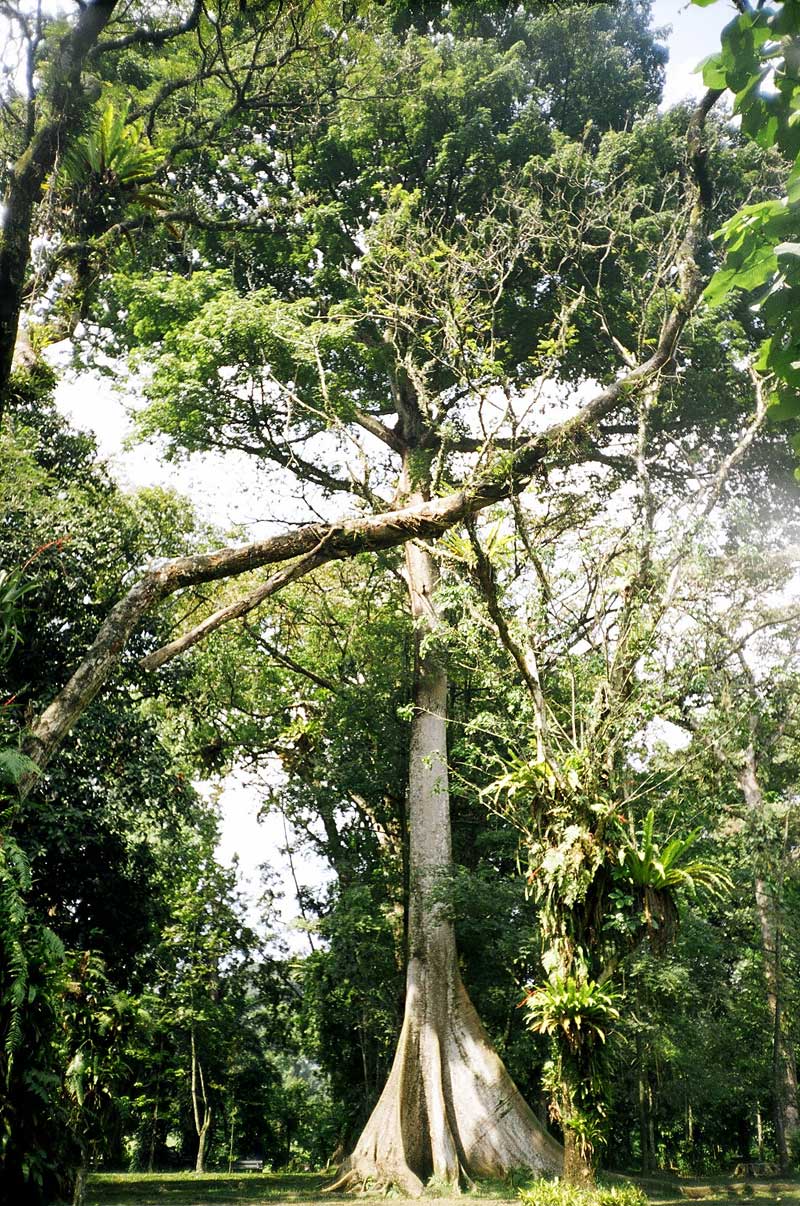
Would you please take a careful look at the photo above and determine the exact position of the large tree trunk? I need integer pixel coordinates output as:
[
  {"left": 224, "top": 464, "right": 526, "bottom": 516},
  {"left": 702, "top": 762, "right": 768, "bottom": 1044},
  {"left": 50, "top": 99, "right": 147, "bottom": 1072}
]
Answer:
[
  {"left": 563, "top": 1129, "right": 594, "bottom": 1188},
  {"left": 72, "top": 1144, "right": 88, "bottom": 1206},
  {"left": 739, "top": 751, "right": 799, "bottom": 1170},
  {"left": 195, "top": 1114, "right": 212, "bottom": 1176},
  {"left": 330, "top": 539, "right": 562, "bottom": 1195},
  {"left": 756, "top": 873, "right": 798, "bottom": 1168}
]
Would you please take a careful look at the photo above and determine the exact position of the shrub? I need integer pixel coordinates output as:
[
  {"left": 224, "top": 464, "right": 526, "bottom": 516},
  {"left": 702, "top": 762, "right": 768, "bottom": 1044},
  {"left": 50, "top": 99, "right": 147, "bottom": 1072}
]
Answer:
[{"left": 519, "top": 1178, "right": 649, "bottom": 1206}]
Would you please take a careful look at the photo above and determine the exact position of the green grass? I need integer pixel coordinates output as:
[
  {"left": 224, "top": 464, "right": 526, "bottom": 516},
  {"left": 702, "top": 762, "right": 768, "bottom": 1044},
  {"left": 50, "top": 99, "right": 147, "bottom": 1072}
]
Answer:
[
  {"left": 84, "top": 1169, "right": 533, "bottom": 1206},
  {"left": 86, "top": 1172, "right": 335, "bottom": 1206},
  {"left": 85, "top": 1171, "right": 800, "bottom": 1206},
  {"left": 646, "top": 1174, "right": 800, "bottom": 1206}
]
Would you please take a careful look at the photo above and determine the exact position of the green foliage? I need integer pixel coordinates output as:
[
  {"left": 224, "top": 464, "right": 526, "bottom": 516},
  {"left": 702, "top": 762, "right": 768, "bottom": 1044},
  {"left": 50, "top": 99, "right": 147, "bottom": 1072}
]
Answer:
[
  {"left": 519, "top": 1179, "right": 648, "bottom": 1206},
  {"left": 0, "top": 887, "right": 69, "bottom": 1205},
  {"left": 63, "top": 102, "right": 165, "bottom": 195},
  {"left": 0, "top": 748, "right": 38, "bottom": 788},
  {"left": 0, "top": 565, "right": 36, "bottom": 670},
  {"left": 62, "top": 952, "right": 142, "bottom": 1151},
  {"left": 693, "top": 0, "right": 800, "bottom": 422},
  {"left": 0, "top": 833, "right": 33, "bottom": 1068},
  {"left": 615, "top": 810, "right": 733, "bottom": 898},
  {"left": 0, "top": 412, "right": 71, "bottom": 1201},
  {"left": 524, "top": 974, "right": 620, "bottom": 1047},
  {"left": 613, "top": 809, "right": 733, "bottom": 950}
]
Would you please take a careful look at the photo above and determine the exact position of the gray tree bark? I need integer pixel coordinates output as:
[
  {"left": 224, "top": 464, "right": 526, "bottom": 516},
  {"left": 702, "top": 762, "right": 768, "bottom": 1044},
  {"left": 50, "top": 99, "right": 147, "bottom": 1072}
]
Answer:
[
  {"left": 330, "top": 532, "right": 562, "bottom": 1195},
  {"left": 0, "top": 0, "right": 120, "bottom": 405}
]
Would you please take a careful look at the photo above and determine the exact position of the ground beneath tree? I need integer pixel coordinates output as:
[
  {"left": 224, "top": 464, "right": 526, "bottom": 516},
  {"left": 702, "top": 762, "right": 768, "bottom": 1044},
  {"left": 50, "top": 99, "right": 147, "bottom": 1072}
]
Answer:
[
  {"left": 84, "top": 1171, "right": 521, "bottom": 1206},
  {"left": 85, "top": 1172, "right": 800, "bottom": 1206}
]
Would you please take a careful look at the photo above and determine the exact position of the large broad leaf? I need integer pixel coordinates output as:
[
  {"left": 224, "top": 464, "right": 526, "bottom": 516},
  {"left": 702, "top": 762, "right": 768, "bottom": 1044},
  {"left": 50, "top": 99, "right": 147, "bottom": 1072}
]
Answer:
[
  {"left": 703, "top": 245, "right": 778, "bottom": 307},
  {"left": 698, "top": 53, "right": 728, "bottom": 89},
  {"left": 788, "top": 162, "right": 800, "bottom": 205}
]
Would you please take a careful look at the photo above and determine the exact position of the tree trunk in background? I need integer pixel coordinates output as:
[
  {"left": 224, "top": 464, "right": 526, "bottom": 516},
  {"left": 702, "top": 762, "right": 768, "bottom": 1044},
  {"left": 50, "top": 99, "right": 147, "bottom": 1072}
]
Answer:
[
  {"left": 72, "top": 1146, "right": 88, "bottom": 1206},
  {"left": 759, "top": 885, "right": 799, "bottom": 1168},
  {"left": 637, "top": 1030, "right": 652, "bottom": 1175},
  {"left": 0, "top": 0, "right": 119, "bottom": 407},
  {"left": 191, "top": 1027, "right": 212, "bottom": 1174},
  {"left": 331, "top": 538, "right": 562, "bottom": 1194},
  {"left": 195, "top": 1112, "right": 211, "bottom": 1176},
  {"left": 739, "top": 751, "right": 799, "bottom": 1170},
  {"left": 148, "top": 1041, "right": 164, "bottom": 1173}
]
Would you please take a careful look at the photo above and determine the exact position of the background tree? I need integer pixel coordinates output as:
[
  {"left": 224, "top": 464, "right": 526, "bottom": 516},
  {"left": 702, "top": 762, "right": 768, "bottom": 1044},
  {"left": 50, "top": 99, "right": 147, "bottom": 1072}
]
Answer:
[{"left": 661, "top": 541, "right": 800, "bottom": 1169}]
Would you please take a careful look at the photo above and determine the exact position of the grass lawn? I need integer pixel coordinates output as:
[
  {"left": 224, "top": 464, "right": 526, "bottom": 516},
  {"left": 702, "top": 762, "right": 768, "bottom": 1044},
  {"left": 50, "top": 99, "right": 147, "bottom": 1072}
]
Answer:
[
  {"left": 84, "top": 1171, "right": 522, "bottom": 1206},
  {"left": 85, "top": 1172, "right": 340, "bottom": 1206},
  {"left": 85, "top": 1172, "right": 800, "bottom": 1206},
  {"left": 645, "top": 1175, "right": 800, "bottom": 1206}
]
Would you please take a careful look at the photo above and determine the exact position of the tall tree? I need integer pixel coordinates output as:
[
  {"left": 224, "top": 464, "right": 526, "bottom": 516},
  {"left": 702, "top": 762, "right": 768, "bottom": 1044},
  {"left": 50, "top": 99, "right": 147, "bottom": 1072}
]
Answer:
[
  {"left": 7, "top": 2, "right": 789, "bottom": 1189},
  {"left": 666, "top": 546, "right": 800, "bottom": 1169}
]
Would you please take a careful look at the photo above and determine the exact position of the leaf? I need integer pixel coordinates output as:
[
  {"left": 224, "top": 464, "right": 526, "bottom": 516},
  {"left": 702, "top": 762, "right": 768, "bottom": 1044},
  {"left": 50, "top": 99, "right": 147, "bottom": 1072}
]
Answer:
[
  {"left": 771, "top": 389, "right": 800, "bottom": 420},
  {"left": 704, "top": 245, "right": 778, "bottom": 307},
  {"left": 698, "top": 53, "right": 728, "bottom": 89},
  {"left": 754, "top": 336, "right": 773, "bottom": 372},
  {"left": 788, "top": 162, "right": 800, "bottom": 206},
  {"left": 0, "top": 748, "right": 39, "bottom": 786}
]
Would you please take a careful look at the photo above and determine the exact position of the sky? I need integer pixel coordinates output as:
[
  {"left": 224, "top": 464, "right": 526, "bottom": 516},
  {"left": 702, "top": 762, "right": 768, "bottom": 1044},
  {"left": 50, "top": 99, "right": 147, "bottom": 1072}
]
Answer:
[
  {"left": 53, "top": 0, "right": 735, "bottom": 948},
  {"left": 653, "top": 0, "right": 732, "bottom": 108}
]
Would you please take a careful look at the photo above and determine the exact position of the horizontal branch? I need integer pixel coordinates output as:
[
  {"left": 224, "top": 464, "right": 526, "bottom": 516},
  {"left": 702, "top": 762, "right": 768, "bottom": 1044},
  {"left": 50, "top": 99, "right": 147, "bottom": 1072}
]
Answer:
[
  {"left": 139, "top": 542, "right": 335, "bottom": 671},
  {"left": 352, "top": 407, "right": 406, "bottom": 455},
  {"left": 19, "top": 490, "right": 477, "bottom": 784}
]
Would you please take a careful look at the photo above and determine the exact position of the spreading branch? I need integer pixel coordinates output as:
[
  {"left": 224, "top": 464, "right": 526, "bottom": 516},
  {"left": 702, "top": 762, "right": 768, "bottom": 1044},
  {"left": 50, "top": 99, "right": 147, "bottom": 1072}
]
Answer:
[
  {"left": 91, "top": 0, "right": 203, "bottom": 55},
  {"left": 20, "top": 90, "right": 721, "bottom": 794}
]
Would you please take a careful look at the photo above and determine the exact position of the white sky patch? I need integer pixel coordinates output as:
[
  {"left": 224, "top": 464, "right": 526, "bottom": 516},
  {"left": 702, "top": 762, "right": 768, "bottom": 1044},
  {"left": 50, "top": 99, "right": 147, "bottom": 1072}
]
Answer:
[
  {"left": 628, "top": 717, "right": 693, "bottom": 773},
  {"left": 653, "top": 0, "right": 732, "bottom": 108},
  {"left": 54, "top": 359, "right": 305, "bottom": 538},
  {"left": 206, "top": 769, "right": 334, "bottom": 954},
  {"left": 641, "top": 716, "right": 693, "bottom": 755},
  {"left": 53, "top": 375, "right": 335, "bottom": 940}
]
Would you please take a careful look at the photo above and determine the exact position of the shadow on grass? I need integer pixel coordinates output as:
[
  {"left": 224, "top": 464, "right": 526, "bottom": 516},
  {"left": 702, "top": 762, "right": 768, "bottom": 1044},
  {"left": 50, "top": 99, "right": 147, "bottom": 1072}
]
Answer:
[{"left": 86, "top": 1171, "right": 335, "bottom": 1206}]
